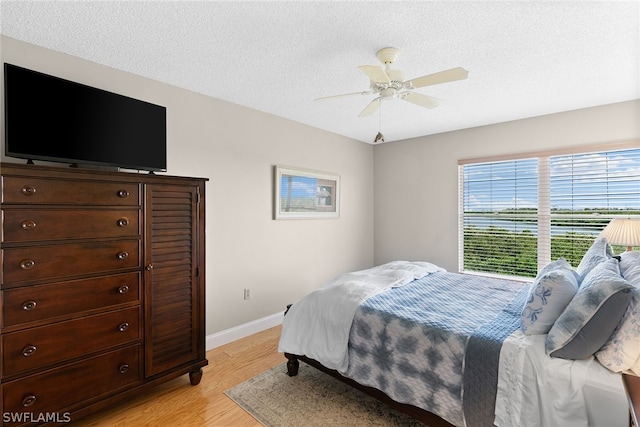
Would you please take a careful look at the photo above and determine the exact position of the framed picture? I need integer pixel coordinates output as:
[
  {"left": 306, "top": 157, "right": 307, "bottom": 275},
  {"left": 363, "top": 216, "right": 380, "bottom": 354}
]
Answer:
[{"left": 274, "top": 165, "right": 340, "bottom": 219}]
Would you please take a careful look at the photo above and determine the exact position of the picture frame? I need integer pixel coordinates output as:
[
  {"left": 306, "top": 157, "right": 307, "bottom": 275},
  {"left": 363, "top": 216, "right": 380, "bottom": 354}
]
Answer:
[{"left": 274, "top": 165, "right": 340, "bottom": 219}]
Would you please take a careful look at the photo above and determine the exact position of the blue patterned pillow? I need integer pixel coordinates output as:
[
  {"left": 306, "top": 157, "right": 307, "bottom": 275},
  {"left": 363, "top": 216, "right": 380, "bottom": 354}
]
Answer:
[
  {"left": 576, "top": 237, "right": 614, "bottom": 281},
  {"left": 596, "top": 287, "right": 640, "bottom": 371},
  {"left": 521, "top": 259, "right": 580, "bottom": 335},
  {"left": 596, "top": 251, "right": 640, "bottom": 372},
  {"left": 620, "top": 251, "right": 640, "bottom": 284},
  {"left": 546, "top": 258, "right": 633, "bottom": 359}
]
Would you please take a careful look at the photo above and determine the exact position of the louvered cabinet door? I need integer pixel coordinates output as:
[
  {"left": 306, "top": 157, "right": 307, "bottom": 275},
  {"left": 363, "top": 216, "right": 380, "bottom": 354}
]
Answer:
[{"left": 144, "top": 182, "right": 206, "bottom": 378}]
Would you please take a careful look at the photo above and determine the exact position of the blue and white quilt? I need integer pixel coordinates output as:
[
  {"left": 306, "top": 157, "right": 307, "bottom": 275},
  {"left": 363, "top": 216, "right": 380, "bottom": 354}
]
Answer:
[
  {"left": 280, "top": 264, "right": 530, "bottom": 427},
  {"left": 345, "top": 272, "right": 529, "bottom": 427}
]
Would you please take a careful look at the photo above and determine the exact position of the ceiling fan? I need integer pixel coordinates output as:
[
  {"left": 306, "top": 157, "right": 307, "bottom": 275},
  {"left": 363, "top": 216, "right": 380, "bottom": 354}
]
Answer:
[{"left": 316, "top": 47, "right": 468, "bottom": 117}]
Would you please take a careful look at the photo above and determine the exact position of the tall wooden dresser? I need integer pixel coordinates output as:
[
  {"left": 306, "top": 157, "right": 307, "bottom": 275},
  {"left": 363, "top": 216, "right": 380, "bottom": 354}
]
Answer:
[{"left": 0, "top": 162, "right": 207, "bottom": 425}]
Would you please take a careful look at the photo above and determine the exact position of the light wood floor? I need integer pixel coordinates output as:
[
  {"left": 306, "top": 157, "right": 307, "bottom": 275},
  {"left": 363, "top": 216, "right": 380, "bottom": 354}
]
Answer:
[{"left": 75, "top": 325, "right": 284, "bottom": 426}]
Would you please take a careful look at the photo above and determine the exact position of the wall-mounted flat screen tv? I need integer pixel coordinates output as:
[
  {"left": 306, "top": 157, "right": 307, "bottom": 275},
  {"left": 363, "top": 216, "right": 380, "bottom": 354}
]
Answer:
[{"left": 4, "top": 63, "right": 167, "bottom": 172}]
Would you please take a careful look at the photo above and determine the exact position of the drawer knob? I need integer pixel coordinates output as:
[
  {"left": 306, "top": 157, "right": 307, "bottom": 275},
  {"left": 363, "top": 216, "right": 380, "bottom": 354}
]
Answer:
[
  {"left": 20, "top": 259, "right": 36, "bottom": 270},
  {"left": 116, "top": 251, "right": 129, "bottom": 260},
  {"left": 118, "top": 322, "right": 130, "bottom": 332},
  {"left": 117, "top": 189, "right": 130, "bottom": 198},
  {"left": 117, "top": 218, "right": 130, "bottom": 227},
  {"left": 20, "top": 185, "right": 37, "bottom": 196},
  {"left": 22, "top": 394, "right": 37, "bottom": 407},
  {"left": 119, "top": 364, "right": 130, "bottom": 374},
  {"left": 146, "top": 264, "right": 154, "bottom": 271},
  {"left": 118, "top": 285, "right": 130, "bottom": 294},
  {"left": 21, "top": 220, "right": 37, "bottom": 230},
  {"left": 22, "top": 300, "right": 37, "bottom": 311},
  {"left": 22, "top": 345, "right": 37, "bottom": 357}
]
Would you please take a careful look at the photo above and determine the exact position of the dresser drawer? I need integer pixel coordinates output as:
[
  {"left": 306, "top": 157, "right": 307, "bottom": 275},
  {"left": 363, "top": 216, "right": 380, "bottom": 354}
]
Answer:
[
  {"left": 3, "top": 272, "right": 140, "bottom": 327},
  {"left": 3, "top": 306, "right": 141, "bottom": 376},
  {"left": 2, "top": 208, "right": 140, "bottom": 243},
  {"left": 2, "top": 239, "right": 140, "bottom": 285},
  {"left": 2, "top": 176, "right": 139, "bottom": 206},
  {"left": 2, "top": 344, "right": 141, "bottom": 423}
]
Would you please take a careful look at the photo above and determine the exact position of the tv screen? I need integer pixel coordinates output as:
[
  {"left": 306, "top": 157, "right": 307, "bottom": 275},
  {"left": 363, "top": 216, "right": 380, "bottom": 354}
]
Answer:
[{"left": 4, "top": 63, "right": 167, "bottom": 172}]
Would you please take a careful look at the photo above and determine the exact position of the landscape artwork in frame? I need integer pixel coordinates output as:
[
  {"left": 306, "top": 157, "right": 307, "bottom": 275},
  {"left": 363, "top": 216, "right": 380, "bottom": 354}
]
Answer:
[{"left": 274, "top": 166, "right": 340, "bottom": 219}]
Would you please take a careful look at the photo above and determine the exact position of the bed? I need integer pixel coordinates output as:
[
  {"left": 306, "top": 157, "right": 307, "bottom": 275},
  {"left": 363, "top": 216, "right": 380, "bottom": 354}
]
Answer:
[{"left": 278, "top": 254, "right": 636, "bottom": 427}]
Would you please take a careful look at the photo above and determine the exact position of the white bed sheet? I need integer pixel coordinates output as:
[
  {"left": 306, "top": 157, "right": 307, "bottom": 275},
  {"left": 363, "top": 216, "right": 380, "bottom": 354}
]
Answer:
[{"left": 495, "top": 330, "right": 628, "bottom": 427}]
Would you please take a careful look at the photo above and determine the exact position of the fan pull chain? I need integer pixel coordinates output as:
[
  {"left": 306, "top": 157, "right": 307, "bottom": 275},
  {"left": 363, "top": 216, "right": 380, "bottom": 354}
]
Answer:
[{"left": 374, "top": 103, "right": 384, "bottom": 143}]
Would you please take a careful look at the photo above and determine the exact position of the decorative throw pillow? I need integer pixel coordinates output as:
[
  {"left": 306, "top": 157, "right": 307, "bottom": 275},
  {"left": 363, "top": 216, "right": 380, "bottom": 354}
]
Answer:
[
  {"left": 620, "top": 251, "right": 640, "bottom": 284},
  {"left": 597, "top": 252, "right": 640, "bottom": 372},
  {"left": 576, "top": 237, "right": 614, "bottom": 281},
  {"left": 546, "top": 258, "right": 633, "bottom": 359},
  {"left": 538, "top": 258, "right": 581, "bottom": 281},
  {"left": 596, "top": 287, "right": 640, "bottom": 371},
  {"left": 521, "top": 258, "right": 580, "bottom": 335}
]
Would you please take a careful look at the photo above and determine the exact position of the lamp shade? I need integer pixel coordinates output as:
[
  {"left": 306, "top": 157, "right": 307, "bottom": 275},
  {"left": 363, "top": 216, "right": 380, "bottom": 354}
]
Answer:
[{"left": 598, "top": 218, "right": 640, "bottom": 251}]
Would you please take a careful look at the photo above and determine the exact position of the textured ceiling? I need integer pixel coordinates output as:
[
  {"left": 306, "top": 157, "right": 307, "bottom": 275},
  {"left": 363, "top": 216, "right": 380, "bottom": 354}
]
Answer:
[{"left": 1, "top": 1, "right": 638, "bottom": 143}]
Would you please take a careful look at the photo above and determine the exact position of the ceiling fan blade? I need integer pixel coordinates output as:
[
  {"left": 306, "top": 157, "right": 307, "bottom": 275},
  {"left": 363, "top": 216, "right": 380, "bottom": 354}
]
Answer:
[
  {"left": 401, "top": 92, "right": 439, "bottom": 109},
  {"left": 358, "top": 65, "right": 391, "bottom": 84},
  {"left": 314, "top": 91, "right": 373, "bottom": 101},
  {"left": 359, "top": 98, "right": 381, "bottom": 117},
  {"left": 405, "top": 67, "right": 468, "bottom": 89}
]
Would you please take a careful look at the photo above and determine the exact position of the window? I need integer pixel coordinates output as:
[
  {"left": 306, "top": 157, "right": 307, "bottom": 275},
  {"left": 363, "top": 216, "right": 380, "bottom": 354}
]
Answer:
[{"left": 459, "top": 146, "right": 640, "bottom": 278}]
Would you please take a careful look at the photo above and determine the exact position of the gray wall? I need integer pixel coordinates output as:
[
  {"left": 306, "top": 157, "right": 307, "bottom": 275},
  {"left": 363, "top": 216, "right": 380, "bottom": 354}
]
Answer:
[
  {"left": 2, "top": 36, "right": 638, "bottom": 337},
  {"left": 0, "top": 36, "right": 375, "bottom": 335},
  {"left": 373, "top": 100, "right": 640, "bottom": 272}
]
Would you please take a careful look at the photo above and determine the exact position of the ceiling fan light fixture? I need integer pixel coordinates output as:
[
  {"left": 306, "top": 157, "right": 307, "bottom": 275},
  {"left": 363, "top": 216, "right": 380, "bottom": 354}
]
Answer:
[
  {"left": 314, "top": 46, "right": 468, "bottom": 118},
  {"left": 380, "top": 87, "right": 396, "bottom": 98}
]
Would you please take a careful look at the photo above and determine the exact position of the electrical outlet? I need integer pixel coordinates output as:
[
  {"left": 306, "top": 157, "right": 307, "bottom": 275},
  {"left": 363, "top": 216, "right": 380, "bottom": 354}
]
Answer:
[{"left": 243, "top": 288, "right": 251, "bottom": 300}]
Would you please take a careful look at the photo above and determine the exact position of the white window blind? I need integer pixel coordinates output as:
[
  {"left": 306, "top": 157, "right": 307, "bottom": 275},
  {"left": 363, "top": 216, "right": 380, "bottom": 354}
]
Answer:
[
  {"left": 459, "top": 147, "right": 640, "bottom": 278},
  {"left": 549, "top": 149, "right": 640, "bottom": 264},
  {"left": 459, "top": 158, "right": 539, "bottom": 277}
]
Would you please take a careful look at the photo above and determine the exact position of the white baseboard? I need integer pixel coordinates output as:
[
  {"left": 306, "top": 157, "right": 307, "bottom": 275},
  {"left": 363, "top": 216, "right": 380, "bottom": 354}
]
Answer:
[{"left": 205, "top": 311, "right": 284, "bottom": 351}]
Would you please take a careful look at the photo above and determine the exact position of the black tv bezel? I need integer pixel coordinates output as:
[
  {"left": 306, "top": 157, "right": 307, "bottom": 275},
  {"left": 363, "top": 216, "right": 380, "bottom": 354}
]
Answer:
[{"left": 3, "top": 63, "right": 167, "bottom": 172}]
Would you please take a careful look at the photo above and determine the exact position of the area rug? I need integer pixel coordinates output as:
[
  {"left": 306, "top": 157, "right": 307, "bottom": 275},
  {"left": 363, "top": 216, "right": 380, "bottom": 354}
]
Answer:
[{"left": 224, "top": 363, "right": 426, "bottom": 426}]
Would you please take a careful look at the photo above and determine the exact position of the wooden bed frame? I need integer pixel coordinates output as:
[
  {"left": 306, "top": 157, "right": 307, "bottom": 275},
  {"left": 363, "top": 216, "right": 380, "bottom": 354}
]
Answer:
[{"left": 284, "top": 352, "right": 455, "bottom": 427}]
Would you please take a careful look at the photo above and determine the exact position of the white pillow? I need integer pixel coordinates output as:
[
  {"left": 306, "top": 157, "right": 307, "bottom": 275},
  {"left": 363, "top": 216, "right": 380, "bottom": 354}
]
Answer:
[
  {"left": 576, "top": 237, "right": 614, "bottom": 281},
  {"left": 596, "top": 252, "right": 640, "bottom": 372},
  {"left": 521, "top": 259, "right": 580, "bottom": 335},
  {"left": 539, "top": 258, "right": 581, "bottom": 281},
  {"left": 620, "top": 251, "right": 640, "bottom": 284},
  {"left": 596, "top": 287, "right": 640, "bottom": 372}
]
